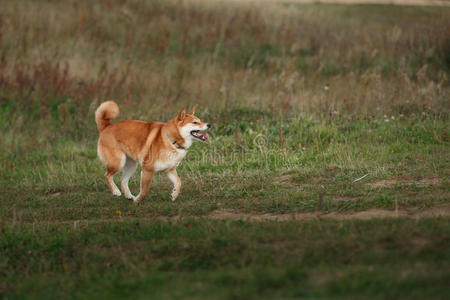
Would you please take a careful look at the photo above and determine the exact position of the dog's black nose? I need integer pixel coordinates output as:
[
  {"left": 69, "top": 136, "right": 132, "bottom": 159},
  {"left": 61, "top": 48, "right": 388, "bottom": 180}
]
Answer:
[{"left": 207, "top": 123, "right": 211, "bottom": 129}]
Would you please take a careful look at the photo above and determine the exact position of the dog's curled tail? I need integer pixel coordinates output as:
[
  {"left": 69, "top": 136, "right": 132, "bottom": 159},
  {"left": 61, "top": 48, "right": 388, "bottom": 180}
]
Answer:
[{"left": 95, "top": 101, "right": 120, "bottom": 132}]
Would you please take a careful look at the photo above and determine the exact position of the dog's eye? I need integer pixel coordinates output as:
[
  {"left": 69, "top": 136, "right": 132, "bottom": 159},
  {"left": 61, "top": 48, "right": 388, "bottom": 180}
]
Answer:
[{"left": 193, "top": 122, "right": 199, "bottom": 124}]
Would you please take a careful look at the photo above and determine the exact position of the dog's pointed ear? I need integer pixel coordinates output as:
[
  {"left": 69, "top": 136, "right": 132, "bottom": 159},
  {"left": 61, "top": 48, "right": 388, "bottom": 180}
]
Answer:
[
  {"left": 188, "top": 105, "right": 196, "bottom": 115},
  {"left": 177, "top": 107, "right": 186, "bottom": 121}
]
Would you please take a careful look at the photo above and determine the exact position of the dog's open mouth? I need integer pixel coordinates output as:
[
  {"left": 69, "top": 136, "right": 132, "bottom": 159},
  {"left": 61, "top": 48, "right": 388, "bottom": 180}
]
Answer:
[{"left": 190, "top": 130, "right": 209, "bottom": 141}]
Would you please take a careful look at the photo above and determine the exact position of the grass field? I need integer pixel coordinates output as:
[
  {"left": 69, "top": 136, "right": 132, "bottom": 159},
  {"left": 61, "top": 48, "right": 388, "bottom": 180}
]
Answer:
[{"left": 0, "top": 0, "right": 449, "bottom": 298}]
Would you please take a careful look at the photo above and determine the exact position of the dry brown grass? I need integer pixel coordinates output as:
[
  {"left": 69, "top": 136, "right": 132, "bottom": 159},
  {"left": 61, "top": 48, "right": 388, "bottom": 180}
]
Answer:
[{"left": 0, "top": 0, "right": 448, "bottom": 136}]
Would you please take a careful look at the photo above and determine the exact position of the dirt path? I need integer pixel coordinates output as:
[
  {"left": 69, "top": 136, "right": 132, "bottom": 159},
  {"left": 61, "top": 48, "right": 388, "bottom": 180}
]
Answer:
[
  {"left": 14, "top": 203, "right": 449, "bottom": 226},
  {"left": 224, "top": 0, "right": 450, "bottom": 7},
  {"left": 208, "top": 204, "right": 450, "bottom": 221},
  {"left": 65, "top": 204, "right": 450, "bottom": 225}
]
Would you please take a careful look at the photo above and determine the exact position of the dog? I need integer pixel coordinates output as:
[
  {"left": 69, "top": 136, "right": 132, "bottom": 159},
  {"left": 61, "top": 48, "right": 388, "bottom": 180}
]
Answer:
[{"left": 95, "top": 101, "right": 210, "bottom": 203}]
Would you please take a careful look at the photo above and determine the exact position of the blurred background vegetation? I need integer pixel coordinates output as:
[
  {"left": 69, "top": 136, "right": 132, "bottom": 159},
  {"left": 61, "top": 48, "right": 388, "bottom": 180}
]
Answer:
[{"left": 0, "top": 0, "right": 448, "bottom": 139}]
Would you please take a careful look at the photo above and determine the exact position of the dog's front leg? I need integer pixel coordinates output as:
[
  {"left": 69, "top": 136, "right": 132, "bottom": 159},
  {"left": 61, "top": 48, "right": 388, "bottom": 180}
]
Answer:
[
  {"left": 167, "top": 168, "right": 181, "bottom": 202},
  {"left": 134, "top": 169, "right": 154, "bottom": 204}
]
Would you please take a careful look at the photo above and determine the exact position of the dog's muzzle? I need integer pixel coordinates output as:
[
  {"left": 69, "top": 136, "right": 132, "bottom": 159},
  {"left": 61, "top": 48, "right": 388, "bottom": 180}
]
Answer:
[{"left": 190, "top": 124, "right": 210, "bottom": 141}]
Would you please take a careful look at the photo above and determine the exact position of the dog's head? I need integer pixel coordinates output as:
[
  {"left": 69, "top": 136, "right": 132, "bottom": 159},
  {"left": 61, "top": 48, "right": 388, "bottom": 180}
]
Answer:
[{"left": 176, "top": 107, "right": 210, "bottom": 144}]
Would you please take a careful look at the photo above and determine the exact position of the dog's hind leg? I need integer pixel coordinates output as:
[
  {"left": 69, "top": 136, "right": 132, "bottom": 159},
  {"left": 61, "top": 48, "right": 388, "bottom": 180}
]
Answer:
[
  {"left": 121, "top": 157, "right": 138, "bottom": 200},
  {"left": 166, "top": 168, "right": 181, "bottom": 202},
  {"left": 100, "top": 146, "right": 126, "bottom": 196}
]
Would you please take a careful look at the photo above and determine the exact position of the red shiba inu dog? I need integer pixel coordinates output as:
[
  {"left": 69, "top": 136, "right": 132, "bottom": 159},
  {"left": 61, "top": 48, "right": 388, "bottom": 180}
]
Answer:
[{"left": 95, "top": 101, "right": 210, "bottom": 203}]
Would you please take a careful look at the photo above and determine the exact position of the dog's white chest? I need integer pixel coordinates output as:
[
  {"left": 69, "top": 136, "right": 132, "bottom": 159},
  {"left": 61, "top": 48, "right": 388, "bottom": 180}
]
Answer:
[{"left": 153, "top": 150, "right": 186, "bottom": 172}]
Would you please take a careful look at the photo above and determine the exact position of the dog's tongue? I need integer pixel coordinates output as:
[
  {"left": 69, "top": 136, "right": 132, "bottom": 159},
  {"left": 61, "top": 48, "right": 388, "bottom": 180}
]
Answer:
[{"left": 199, "top": 133, "right": 209, "bottom": 140}]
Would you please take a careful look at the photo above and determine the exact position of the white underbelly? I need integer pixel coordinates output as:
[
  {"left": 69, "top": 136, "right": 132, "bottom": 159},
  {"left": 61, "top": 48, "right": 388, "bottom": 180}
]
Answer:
[
  {"left": 153, "top": 151, "right": 186, "bottom": 172},
  {"left": 153, "top": 160, "right": 178, "bottom": 172}
]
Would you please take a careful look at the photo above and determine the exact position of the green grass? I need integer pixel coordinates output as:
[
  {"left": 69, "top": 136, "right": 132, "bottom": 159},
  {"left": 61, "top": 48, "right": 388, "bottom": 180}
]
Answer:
[
  {"left": 2, "top": 218, "right": 449, "bottom": 299},
  {"left": 1, "top": 110, "right": 448, "bottom": 299},
  {"left": 1, "top": 115, "right": 448, "bottom": 220},
  {"left": 0, "top": 0, "right": 449, "bottom": 298}
]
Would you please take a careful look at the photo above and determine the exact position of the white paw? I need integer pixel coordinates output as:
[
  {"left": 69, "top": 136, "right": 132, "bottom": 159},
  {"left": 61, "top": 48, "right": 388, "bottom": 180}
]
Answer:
[
  {"left": 171, "top": 194, "right": 178, "bottom": 202},
  {"left": 112, "top": 189, "right": 121, "bottom": 196},
  {"left": 125, "top": 194, "right": 135, "bottom": 200}
]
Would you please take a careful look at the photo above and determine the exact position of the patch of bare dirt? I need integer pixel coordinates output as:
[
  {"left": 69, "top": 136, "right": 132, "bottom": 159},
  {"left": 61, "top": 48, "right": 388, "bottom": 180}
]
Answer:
[
  {"left": 332, "top": 195, "right": 363, "bottom": 201},
  {"left": 272, "top": 174, "right": 298, "bottom": 188},
  {"left": 208, "top": 203, "right": 450, "bottom": 221},
  {"left": 367, "top": 176, "right": 442, "bottom": 188},
  {"left": 273, "top": 174, "right": 293, "bottom": 184}
]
